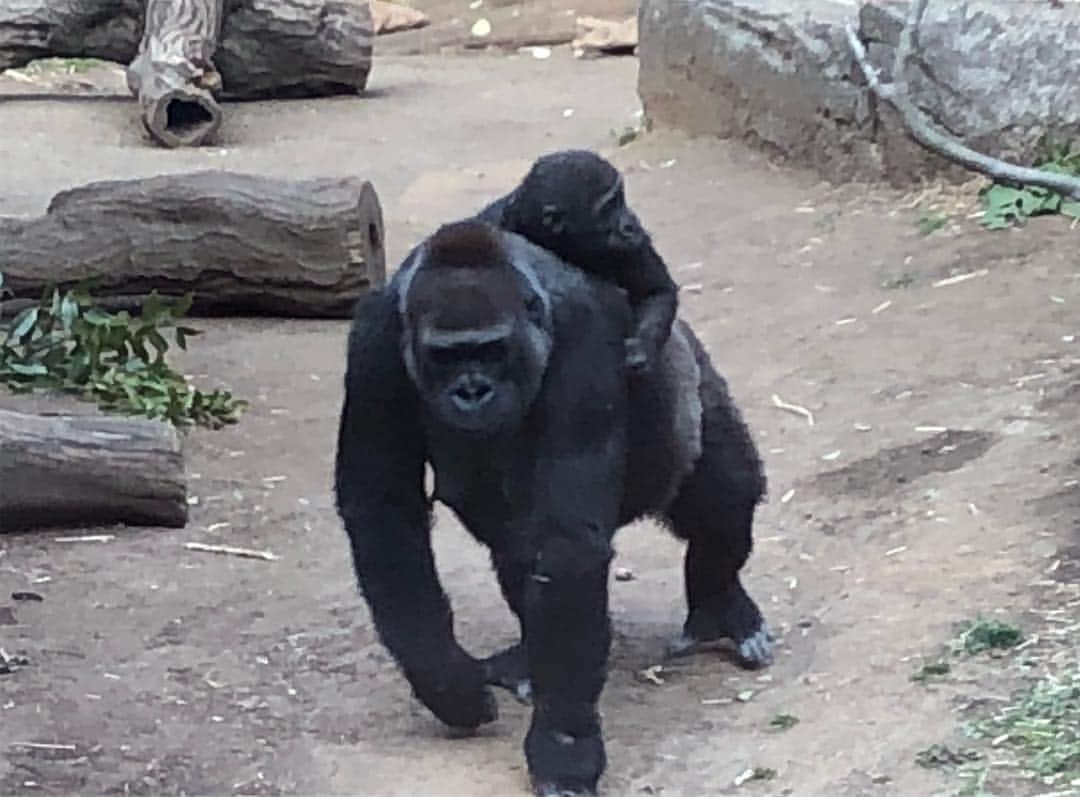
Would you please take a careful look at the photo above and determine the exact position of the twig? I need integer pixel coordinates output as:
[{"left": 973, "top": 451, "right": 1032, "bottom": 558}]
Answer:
[
  {"left": 10, "top": 742, "right": 77, "bottom": 751},
  {"left": 844, "top": 0, "right": 1080, "bottom": 200},
  {"left": 933, "top": 269, "right": 988, "bottom": 287},
  {"left": 183, "top": 542, "right": 279, "bottom": 561},
  {"left": 54, "top": 534, "right": 114, "bottom": 543},
  {"left": 771, "top": 394, "right": 815, "bottom": 426}
]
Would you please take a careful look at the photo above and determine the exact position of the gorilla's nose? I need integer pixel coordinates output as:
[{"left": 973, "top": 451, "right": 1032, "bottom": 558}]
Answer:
[{"left": 451, "top": 375, "right": 495, "bottom": 411}]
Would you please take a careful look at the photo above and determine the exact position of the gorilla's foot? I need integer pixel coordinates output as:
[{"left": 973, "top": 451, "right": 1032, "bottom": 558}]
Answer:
[
  {"left": 667, "top": 586, "right": 774, "bottom": 669},
  {"left": 481, "top": 643, "right": 532, "bottom": 703}
]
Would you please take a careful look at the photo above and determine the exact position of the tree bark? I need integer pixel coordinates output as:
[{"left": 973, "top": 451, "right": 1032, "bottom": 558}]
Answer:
[
  {"left": 0, "top": 0, "right": 373, "bottom": 100},
  {"left": 126, "top": 0, "right": 225, "bottom": 147},
  {"left": 0, "top": 171, "right": 386, "bottom": 318},
  {"left": 216, "top": 0, "right": 375, "bottom": 99},
  {"left": 0, "top": 408, "right": 187, "bottom": 532}
]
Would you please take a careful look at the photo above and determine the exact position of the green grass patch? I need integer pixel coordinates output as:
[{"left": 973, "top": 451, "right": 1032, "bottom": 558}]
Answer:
[{"left": 0, "top": 275, "right": 245, "bottom": 429}]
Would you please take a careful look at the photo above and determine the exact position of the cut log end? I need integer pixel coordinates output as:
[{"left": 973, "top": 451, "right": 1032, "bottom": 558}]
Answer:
[{"left": 145, "top": 87, "right": 223, "bottom": 147}]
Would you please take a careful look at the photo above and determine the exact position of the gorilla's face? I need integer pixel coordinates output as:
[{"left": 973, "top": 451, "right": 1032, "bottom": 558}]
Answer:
[
  {"left": 512, "top": 152, "right": 647, "bottom": 266},
  {"left": 403, "top": 262, "right": 549, "bottom": 440}
]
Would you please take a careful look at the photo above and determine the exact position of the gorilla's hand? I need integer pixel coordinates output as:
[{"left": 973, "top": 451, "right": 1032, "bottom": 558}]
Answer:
[
  {"left": 408, "top": 648, "right": 498, "bottom": 729},
  {"left": 526, "top": 714, "right": 606, "bottom": 796},
  {"left": 624, "top": 336, "right": 650, "bottom": 375}
]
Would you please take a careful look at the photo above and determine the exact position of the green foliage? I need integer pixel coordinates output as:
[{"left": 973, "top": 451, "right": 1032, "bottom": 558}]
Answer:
[
  {"left": 954, "top": 619, "right": 1023, "bottom": 656},
  {"left": 917, "top": 212, "right": 949, "bottom": 236},
  {"left": 981, "top": 147, "right": 1080, "bottom": 229},
  {"left": 14, "top": 57, "right": 108, "bottom": 76},
  {"left": 0, "top": 281, "right": 245, "bottom": 429},
  {"left": 881, "top": 272, "right": 916, "bottom": 290},
  {"left": 912, "top": 660, "right": 952, "bottom": 683},
  {"left": 915, "top": 743, "right": 982, "bottom": 769},
  {"left": 966, "top": 667, "right": 1080, "bottom": 783},
  {"left": 768, "top": 713, "right": 799, "bottom": 731},
  {"left": 612, "top": 124, "right": 642, "bottom": 147}
]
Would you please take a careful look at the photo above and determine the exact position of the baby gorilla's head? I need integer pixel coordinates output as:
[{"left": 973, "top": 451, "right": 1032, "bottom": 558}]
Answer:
[{"left": 506, "top": 150, "right": 646, "bottom": 266}]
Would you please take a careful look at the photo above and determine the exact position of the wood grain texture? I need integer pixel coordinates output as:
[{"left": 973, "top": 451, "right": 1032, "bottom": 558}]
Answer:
[
  {"left": 0, "top": 408, "right": 187, "bottom": 532},
  {"left": 0, "top": 171, "right": 386, "bottom": 318},
  {"left": 0, "top": 0, "right": 373, "bottom": 99}
]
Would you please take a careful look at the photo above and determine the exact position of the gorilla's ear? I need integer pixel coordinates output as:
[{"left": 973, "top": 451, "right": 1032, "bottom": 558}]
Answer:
[{"left": 541, "top": 203, "right": 566, "bottom": 236}]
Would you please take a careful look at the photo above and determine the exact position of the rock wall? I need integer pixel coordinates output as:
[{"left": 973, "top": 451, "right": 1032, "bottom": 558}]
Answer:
[{"left": 637, "top": 0, "right": 1080, "bottom": 185}]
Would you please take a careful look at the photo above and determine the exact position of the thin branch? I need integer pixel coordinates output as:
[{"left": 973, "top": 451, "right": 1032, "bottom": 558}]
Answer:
[{"left": 846, "top": 0, "right": 1080, "bottom": 200}]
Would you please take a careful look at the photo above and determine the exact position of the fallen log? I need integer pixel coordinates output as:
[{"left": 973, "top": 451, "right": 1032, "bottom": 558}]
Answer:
[
  {"left": 0, "top": 0, "right": 374, "bottom": 100},
  {"left": 126, "top": 0, "right": 224, "bottom": 147},
  {"left": 216, "top": 0, "right": 375, "bottom": 99},
  {"left": 0, "top": 171, "right": 386, "bottom": 318},
  {"left": 0, "top": 409, "right": 188, "bottom": 532}
]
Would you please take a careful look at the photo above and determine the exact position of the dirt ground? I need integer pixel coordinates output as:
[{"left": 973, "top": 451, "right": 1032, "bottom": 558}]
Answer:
[{"left": 1, "top": 27, "right": 1078, "bottom": 797}]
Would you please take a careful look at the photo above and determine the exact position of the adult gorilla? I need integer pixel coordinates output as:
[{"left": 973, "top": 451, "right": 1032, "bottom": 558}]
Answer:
[{"left": 334, "top": 220, "right": 770, "bottom": 795}]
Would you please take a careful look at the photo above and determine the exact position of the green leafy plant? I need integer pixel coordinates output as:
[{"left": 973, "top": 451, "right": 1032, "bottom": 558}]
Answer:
[
  {"left": 915, "top": 743, "right": 982, "bottom": 769},
  {"left": 881, "top": 272, "right": 916, "bottom": 290},
  {"left": 954, "top": 619, "right": 1023, "bottom": 656},
  {"left": 912, "top": 660, "right": 951, "bottom": 683},
  {"left": 916, "top": 212, "right": 949, "bottom": 236},
  {"left": 768, "top": 713, "right": 799, "bottom": 731},
  {"left": 981, "top": 146, "right": 1080, "bottom": 229},
  {"left": 14, "top": 57, "right": 108, "bottom": 76},
  {"left": 965, "top": 667, "right": 1080, "bottom": 783},
  {"left": 0, "top": 280, "right": 245, "bottom": 429}
]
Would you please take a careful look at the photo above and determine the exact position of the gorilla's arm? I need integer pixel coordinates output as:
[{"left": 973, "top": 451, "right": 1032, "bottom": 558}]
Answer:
[
  {"left": 620, "top": 246, "right": 679, "bottom": 372},
  {"left": 335, "top": 290, "right": 495, "bottom": 729},
  {"left": 514, "top": 294, "right": 628, "bottom": 793}
]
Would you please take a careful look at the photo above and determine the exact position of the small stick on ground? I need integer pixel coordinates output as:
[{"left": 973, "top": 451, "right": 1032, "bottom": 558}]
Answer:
[
  {"left": 183, "top": 542, "right": 279, "bottom": 561},
  {"left": 771, "top": 394, "right": 815, "bottom": 426},
  {"left": 933, "top": 270, "right": 989, "bottom": 288}
]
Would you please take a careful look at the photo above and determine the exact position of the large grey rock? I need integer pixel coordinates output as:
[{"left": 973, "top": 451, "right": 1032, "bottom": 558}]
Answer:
[{"left": 637, "top": 0, "right": 1080, "bottom": 185}]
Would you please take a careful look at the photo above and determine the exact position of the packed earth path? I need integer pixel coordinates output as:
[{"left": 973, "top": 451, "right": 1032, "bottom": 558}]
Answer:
[{"left": 1, "top": 46, "right": 1078, "bottom": 797}]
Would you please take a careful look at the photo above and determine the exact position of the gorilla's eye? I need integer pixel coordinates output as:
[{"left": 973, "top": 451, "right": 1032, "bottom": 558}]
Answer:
[
  {"left": 470, "top": 340, "right": 506, "bottom": 362},
  {"left": 427, "top": 340, "right": 506, "bottom": 366},
  {"left": 428, "top": 346, "right": 460, "bottom": 367}
]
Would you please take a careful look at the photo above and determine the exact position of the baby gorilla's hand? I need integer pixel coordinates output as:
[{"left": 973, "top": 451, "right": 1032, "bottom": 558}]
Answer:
[{"left": 624, "top": 336, "right": 650, "bottom": 375}]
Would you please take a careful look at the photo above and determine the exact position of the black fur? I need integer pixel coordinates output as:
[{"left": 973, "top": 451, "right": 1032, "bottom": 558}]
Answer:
[
  {"left": 335, "top": 221, "right": 768, "bottom": 796},
  {"left": 478, "top": 150, "right": 679, "bottom": 375}
]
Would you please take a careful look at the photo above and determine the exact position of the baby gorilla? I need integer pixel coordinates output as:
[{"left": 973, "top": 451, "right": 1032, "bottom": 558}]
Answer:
[{"left": 478, "top": 150, "right": 678, "bottom": 375}]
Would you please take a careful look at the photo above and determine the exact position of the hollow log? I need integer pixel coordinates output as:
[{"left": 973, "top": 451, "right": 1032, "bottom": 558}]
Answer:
[
  {"left": 0, "top": 0, "right": 373, "bottom": 100},
  {"left": 126, "top": 0, "right": 225, "bottom": 147},
  {"left": 0, "top": 409, "right": 188, "bottom": 532},
  {"left": 0, "top": 171, "right": 386, "bottom": 318}
]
